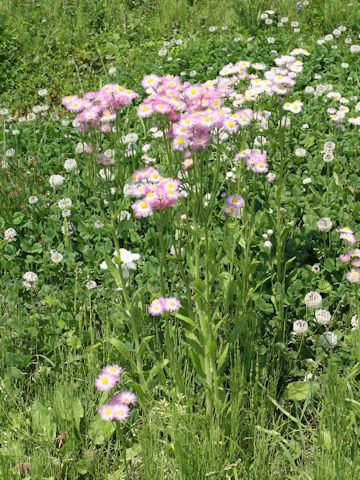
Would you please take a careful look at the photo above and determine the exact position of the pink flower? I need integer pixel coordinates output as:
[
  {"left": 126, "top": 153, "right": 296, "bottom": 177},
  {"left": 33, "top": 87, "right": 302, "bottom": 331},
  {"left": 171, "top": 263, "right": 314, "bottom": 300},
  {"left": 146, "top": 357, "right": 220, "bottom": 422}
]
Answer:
[
  {"left": 148, "top": 299, "right": 165, "bottom": 316},
  {"left": 95, "top": 372, "right": 120, "bottom": 392},
  {"left": 112, "top": 403, "right": 131, "bottom": 422},
  {"left": 98, "top": 404, "right": 115, "bottom": 421},
  {"left": 347, "top": 269, "right": 360, "bottom": 283},
  {"left": 163, "top": 297, "right": 181, "bottom": 312},
  {"left": 339, "top": 254, "right": 351, "bottom": 262},
  {"left": 102, "top": 365, "right": 123, "bottom": 377},
  {"left": 111, "top": 391, "right": 137, "bottom": 406}
]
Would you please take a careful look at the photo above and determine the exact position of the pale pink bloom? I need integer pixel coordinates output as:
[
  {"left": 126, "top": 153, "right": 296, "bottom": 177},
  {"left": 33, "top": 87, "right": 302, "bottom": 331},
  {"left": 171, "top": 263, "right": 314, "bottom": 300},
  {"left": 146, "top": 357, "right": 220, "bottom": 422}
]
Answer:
[
  {"left": 111, "top": 391, "right": 137, "bottom": 406},
  {"left": 98, "top": 404, "right": 115, "bottom": 421},
  {"left": 95, "top": 372, "right": 119, "bottom": 392}
]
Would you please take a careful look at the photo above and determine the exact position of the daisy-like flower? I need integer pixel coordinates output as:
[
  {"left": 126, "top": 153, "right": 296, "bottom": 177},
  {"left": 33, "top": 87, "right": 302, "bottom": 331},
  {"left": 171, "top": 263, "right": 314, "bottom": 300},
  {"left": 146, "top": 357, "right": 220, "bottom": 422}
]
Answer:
[
  {"left": 163, "top": 297, "right": 181, "bottom": 312},
  {"left": 304, "top": 291, "right": 322, "bottom": 309},
  {"left": 112, "top": 403, "right": 130, "bottom": 422},
  {"left": 148, "top": 299, "right": 165, "bottom": 316},
  {"left": 95, "top": 372, "right": 120, "bottom": 392},
  {"left": 312, "top": 265, "right": 320, "bottom": 273},
  {"left": 225, "top": 195, "right": 244, "bottom": 209},
  {"left": 347, "top": 269, "right": 360, "bottom": 283},
  {"left": 102, "top": 365, "right": 123, "bottom": 377},
  {"left": 98, "top": 404, "right": 115, "bottom": 421},
  {"left": 111, "top": 391, "right": 137, "bottom": 406},
  {"left": 340, "top": 232, "right": 356, "bottom": 246}
]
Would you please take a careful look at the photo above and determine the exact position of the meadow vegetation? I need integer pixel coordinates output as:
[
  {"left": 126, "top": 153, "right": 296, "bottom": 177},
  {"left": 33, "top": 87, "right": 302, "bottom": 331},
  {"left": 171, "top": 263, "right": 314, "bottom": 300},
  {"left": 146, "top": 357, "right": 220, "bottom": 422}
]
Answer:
[{"left": 1, "top": 1, "right": 360, "bottom": 479}]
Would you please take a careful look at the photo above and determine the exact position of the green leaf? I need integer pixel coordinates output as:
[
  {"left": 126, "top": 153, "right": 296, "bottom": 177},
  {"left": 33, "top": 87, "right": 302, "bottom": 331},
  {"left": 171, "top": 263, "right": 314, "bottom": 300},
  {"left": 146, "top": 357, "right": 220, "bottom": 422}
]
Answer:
[
  {"left": 89, "top": 415, "right": 115, "bottom": 445},
  {"left": 283, "top": 381, "right": 312, "bottom": 401}
]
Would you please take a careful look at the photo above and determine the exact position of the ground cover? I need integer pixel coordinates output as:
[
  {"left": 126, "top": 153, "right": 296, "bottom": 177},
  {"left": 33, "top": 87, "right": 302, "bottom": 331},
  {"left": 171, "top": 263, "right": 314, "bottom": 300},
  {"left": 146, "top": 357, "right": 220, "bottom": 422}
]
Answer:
[{"left": 1, "top": 1, "right": 360, "bottom": 479}]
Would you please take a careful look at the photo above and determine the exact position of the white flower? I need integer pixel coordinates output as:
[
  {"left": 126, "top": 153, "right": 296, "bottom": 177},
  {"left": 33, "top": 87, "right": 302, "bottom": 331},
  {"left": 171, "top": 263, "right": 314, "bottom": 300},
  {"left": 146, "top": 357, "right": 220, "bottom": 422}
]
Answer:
[
  {"left": 312, "top": 265, "right": 320, "bottom": 273},
  {"left": 64, "top": 158, "right": 77, "bottom": 171},
  {"left": 118, "top": 211, "right": 131, "bottom": 221},
  {"left": 104, "top": 149, "right": 115, "bottom": 158},
  {"left": 254, "top": 136, "right": 267, "bottom": 147},
  {"left": 95, "top": 220, "right": 104, "bottom": 229},
  {"left": 38, "top": 89, "right": 48, "bottom": 96},
  {"left": 49, "top": 174, "right": 64, "bottom": 188},
  {"left": 75, "top": 142, "right": 84, "bottom": 154},
  {"left": 267, "top": 37, "right": 275, "bottom": 44},
  {"left": 304, "top": 291, "right": 322, "bottom": 309},
  {"left": 0, "top": 108, "right": 9, "bottom": 115},
  {"left": 158, "top": 47, "right": 167, "bottom": 57},
  {"left": 4, "top": 228, "right": 17, "bottom": 242},
  {"left": 23, "top": 271, "right": 38, "bottom": 290},
  {"left": 86, "top": 280, "right": 97, "bottom": 290},
  {"left": 292, "top": 320, "right": 308, "bottom": 336},
  {"left": 108, "top": 67, "right": 117, "bottom": 76},
  {"left": 319, "top": 331, "right": 338, "bottom": 348},
  {"left": 190, "top": 70, "right": 197, "bottom": 77},
  {"left": 100, "top": 260, "right": 108, "bottom": 270},
  {"left": 303, "top": 177, "right": 312, "bottom": 185},
  {"left": 291, "top": 21, "right": 299, "bottom": 27},
  {"left": 122, "top": 133, "right": 138, "bottom": 144},
  {"left": 302, "top": 124, "right": 309, "bottom": 129},
  {"left": 29, "top": 196, "right": 38, "bottom": 204},
  {"left": 99, "top": 169, "right": 115, "bottom": 181},
  {"left": 58, "top": 198, "right": 72, "bottom": 210},
  {"left": 27, "top": 113, "right": 36, "bottom": 121},
  {"left": 260, "top": 13, "right": 268, "bottom": 20},
  {"left": 61, "top": 222, "right": 74, "bottom": 236},
  {"left": 12, "top": 129, "right": 20, "bottom": 135},
  {"left": 209, "top": 26, "right": 217, "bottom": 32},
  {"left": 351, "top": 314, "right": 358, "bottom": 330},
  {"left": 324, "top": 34, "right": 334, "bottom": 42},
  {"left": 350, "top": 45, "right": 360, "bottom": 53},
  {"left": 345, "top": 37, "right": 352, "bottom": 44},
  {"left": 323, "top": 152, "right": 334, "bottom": 163},
  {"left": 5, "top": 148, "right": 15, "bottom": 157},
  {"left": 304, "top": 373, "right": 313, "bottom": 382},
  {"left": 317, "top": 218, "right": 332, "bottom": 232},
  {"left": 315, "top": 309, "right": 331, "bottom": 326},
  {"left": 341, "top": 62, "right": 349, "bottom": 68},
  {"left": 305, "top": 86, "right": 314, "bottom": 94},
  {"left": 281, "top": 17, "right": 288, "bottom": 22},
  {"left": 51, "top": 251, "right": 63, "bottom": 263},
  {"left": 264, "top": 240, "right": 272, "bottom": 248},
  {"left": 267, "top": 229, "right": 273, "bottom": 235},
  {"left": 62, "top": 209, "right": 71, "bottom": 217},
  {"left": 323, "top": 141, "right": 336, "bottom": 151},
  {"left": 265, "top": 18, "right": 273, "bottom": 25},
  {"left": 295, "top": 148, "right": 307, "bottom": 157}
]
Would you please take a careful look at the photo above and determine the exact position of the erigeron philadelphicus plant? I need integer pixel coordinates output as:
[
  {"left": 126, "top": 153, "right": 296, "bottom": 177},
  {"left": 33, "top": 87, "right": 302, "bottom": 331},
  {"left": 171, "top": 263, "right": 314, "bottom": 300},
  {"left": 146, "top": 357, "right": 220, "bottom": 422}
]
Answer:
[{"left": 95, "top": 365, "right": 137, "bottom": 423}]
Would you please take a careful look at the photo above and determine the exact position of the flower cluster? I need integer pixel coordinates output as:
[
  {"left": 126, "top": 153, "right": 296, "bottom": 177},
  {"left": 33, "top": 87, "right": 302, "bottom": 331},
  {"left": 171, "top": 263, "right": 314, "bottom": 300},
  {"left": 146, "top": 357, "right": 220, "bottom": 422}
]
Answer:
[
  {"left": 224, "top": 194, "right": 244, "bottom": 218},
  {"left": 4, "top": 228, "right": 17, "bottom": 242},
  {"left": 95, "top": 365, "right": 137, "bottom": 422},
  {"left": 62, "top": 84, "right": 138, "bottom": 133},
  {"left": 148, "top": 297, "right": 181, "bottom": 316},
  {"left": 126, "top": 167, "right": 185, "bottom": 218},
  {"left": 234, "top": 149, "right": 269, "bottom": 173}
]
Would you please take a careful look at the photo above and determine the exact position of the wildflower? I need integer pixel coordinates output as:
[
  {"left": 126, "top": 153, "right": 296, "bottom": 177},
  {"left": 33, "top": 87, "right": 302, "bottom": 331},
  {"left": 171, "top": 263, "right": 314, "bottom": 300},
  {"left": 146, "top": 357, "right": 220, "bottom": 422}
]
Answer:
[
  {"left": 64, "top": 158, "right": 77, "bottom": 171},
  {"left": 295, "top": 148, "right": 306, "bottom": 157},
  {"left": 86, "top": 280, "right": 97, "bottom": 290},
  {"left": 323, "top": 141, "right": 336, "bottom": 152},
  {"left": 51, "top": 251, "right": 63, "bottom": 263},
  {"left": 315, "top": 309, "right": 331, "bottom": 326},
  {"left": 4, "top": 228, "right": 17, "bottom": 242},
  {"left": 103, "top": 365, "right": 123, "bottom": 377},
  {"left": 95, "top": 372, "right": 119, "bottom": 392},
  {"left": 264, "top": 240, "right": 272, "bottom": 248},
  {"left": 351, "top": 314, "right": 358, "bottom": 330},
  {"left": 23, "top": 271, "right": 38, "bottom": 290},
  {"left": 110, "top": 391, "right": 137, "bottom": 406},
  {"left": 148, "top": 299, "right": 165, "bottom": 316},
  {"left": 98, "top": 404, "right": 115, "bottom": 421},
  {"left": 292, "top": 320, "right": 308, "bottom": 336},
  {"left": 304, "top": 291, "right": 322, "bottom": 308},
  {"left": 112, "top": 403, "right": 131, "bottom": 422},
  {"left": 49, "top": 174, "right": 64, "bottom": 188},
  {"left": 317, "top": 218, "right": 332, "bottom": 232},
  {"left": 163, "top": 297, "right": 181, "bottom": 312},
  {"left": 5, "top": 148, "right": 15, "bottom": 157},
  {"left": 347, "top": 269, "right": 360, "bottom": 283},
  {"left": 323, "top": 152, "right": 334, "bottom": 162},
  {"left": 95, "top": 220, "right": 104, "bottom": 229},
  {"left": 108, "top": 67, "right": 117, "bottom": 76},
  {"left": 340, "top": 232, "right": 356, "bottom": 246},
  {"left": 312, "top": 265, "right": 320, "bottom": 273},
  {"left": 319, "top": 331, "right": 338, "bottom": 348},
  {"left": 29, "top": 196, "right": 38, "bottom": 204},
  {"left": 58, "top": 198, "right": 72, "bottom": 210},
  {"left": 350, "top": 45, "right": 360, "bottom": 53}
]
